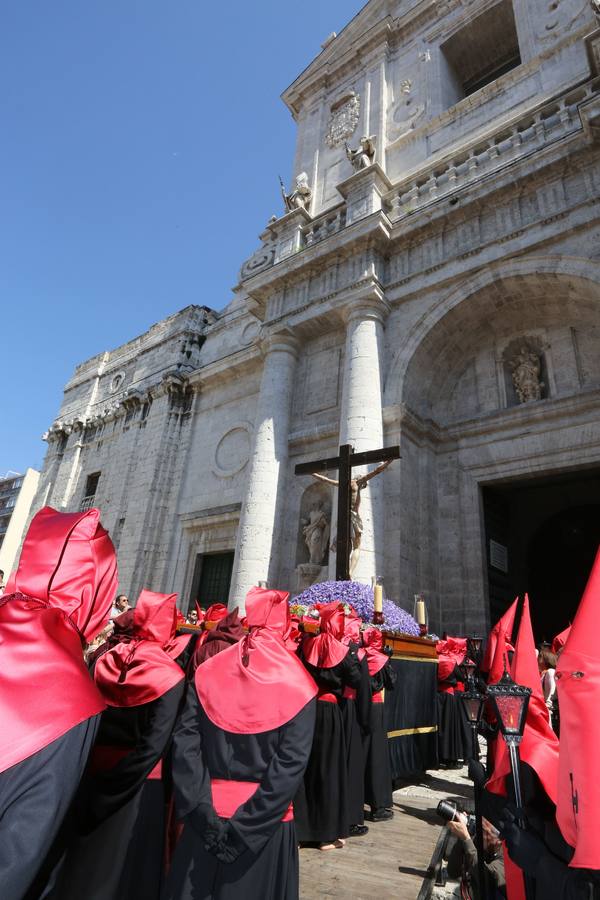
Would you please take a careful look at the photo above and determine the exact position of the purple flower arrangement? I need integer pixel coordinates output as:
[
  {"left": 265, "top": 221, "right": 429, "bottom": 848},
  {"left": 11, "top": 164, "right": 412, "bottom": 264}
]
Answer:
[{"left": 293, "top": 580, "right": 419, "bottom": 636}]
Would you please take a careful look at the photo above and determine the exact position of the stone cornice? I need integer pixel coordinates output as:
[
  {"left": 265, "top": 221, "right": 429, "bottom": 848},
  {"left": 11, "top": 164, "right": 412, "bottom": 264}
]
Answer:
[{"left": 390, "top": 386, "right": 600, "bottom": 451}]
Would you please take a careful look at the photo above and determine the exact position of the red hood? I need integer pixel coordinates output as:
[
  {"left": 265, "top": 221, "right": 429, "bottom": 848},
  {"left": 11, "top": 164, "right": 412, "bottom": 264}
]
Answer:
[
  {"left": 0, "top": 506, "right": 117, "bottom": 773},
  {"left": 487, "top": 595, "right": 559, "bottom": 807},
  {"left": 552, "top": 625, "right": 571, "bottom": 655},
  {"left": 302, "top": 602, "right": 349, "bottom": 669},
  {"left": 94, "top": 589, "right": 187, "bottom": 707},
  {"left": 13, "top": 505, "right": 118, "bottom": 641},
  {"left": 362, "top": 626, "right": 388, "bottom": 676},
  {"left": 482, "top": 598, "right": 518, "bottom": 674},
  {"left": 556, "top": 546, "right": 600, "bottom": 868},
  {"left": 196, "top": 587, "right": 317, "bottom": 734}
]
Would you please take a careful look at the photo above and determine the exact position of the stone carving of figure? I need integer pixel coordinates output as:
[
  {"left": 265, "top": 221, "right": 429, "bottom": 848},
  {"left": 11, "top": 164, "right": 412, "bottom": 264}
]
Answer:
[
  {"left": 283, "top": 172, "right": 312, "bottom": 213},
  {"left": 311, "top": 459, "right": 392, "bottom": 576},
  {"left": 510, "top": 347, "right": 544, "bottom": 403},
  {"left": 302, "top": 501, "right": 330, "bottom": 566},
  {"left": 345, "top": 135, "right": 376, "bottom": 172},
  {"left": 592, "top": 0, "right": 600, "bottom": 22}
]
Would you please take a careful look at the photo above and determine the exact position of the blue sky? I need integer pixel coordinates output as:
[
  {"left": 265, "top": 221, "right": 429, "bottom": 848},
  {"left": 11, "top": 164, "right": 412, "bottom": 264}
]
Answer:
[{"left": 0, "top": 1, "right": 366, "bottom": 474}]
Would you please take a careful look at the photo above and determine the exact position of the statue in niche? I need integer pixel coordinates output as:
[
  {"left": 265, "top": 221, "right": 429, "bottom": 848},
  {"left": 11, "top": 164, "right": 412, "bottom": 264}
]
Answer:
[
  {"left": 281, "top": 172, "right": 312, "bottom": 213},
  {"left": 510, "top": 347, "right": 544, "bottom": 403},
  {"left": 345, "top": 135, "right": 376, "bottom": 172},
  {"left": 301, "top": 500, "right": 331, "bottom": 566},
  {"left": 311, "top": 459, "right": 392, "bottom": 576}
]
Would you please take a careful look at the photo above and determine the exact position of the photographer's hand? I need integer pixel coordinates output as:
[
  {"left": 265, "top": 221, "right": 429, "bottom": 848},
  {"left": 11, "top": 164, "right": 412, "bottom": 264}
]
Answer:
[{"left": 447, "top": 818, "right": 471, "bottom": 842}]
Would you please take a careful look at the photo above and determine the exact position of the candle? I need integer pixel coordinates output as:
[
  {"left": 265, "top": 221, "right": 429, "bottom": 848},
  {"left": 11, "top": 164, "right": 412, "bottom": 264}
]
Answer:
[
  {"left": 416, "top": 599, "right": 426, "bottom": 626},
  {"left": 373, "top": 584, "right": 383, "bottom": 613}
]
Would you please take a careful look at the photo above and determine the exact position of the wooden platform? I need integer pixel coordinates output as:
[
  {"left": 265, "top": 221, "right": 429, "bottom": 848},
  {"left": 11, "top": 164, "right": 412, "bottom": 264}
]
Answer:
[{"left": 299, "top": 797, "right": 442, "bottom": 900}]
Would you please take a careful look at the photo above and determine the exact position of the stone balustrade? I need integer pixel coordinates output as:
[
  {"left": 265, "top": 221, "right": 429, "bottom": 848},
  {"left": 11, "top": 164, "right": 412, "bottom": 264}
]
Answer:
[
  {"left": 386, "top": 79, "right": 599, "bottom": 220},
  {"left": 239, "top": 77, "right": 599, "bottom": 283}
]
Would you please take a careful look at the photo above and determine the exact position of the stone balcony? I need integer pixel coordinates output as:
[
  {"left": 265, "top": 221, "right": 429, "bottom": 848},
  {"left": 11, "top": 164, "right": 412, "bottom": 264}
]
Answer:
[{"left": 239, "top": 76, "right": 600, "bottom": 286}]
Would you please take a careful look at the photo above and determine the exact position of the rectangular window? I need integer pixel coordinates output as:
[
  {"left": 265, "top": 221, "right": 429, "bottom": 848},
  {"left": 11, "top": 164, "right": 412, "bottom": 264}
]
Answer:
[
  {"left": 440, "top": 0, "right": 521, "bottom": 108},
  {"left": 189, "top": 551, "right": 235, "bottom": 610},
  {"left": 80, "top": 472, "right": 101, "bottom": 511}
]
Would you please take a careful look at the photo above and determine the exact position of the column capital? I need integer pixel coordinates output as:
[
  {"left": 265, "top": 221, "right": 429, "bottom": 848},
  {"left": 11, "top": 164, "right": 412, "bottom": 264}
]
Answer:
[
  {"left": 342, "top": 282, "right": 390, "bottom": 326},
  {"left": 259, "top": 327, "right": 301, "bottom": 359}
]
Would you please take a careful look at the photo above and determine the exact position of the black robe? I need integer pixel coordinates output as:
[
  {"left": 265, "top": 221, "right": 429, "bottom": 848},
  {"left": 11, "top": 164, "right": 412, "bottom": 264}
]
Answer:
[
  {"left": 163, "top": 683, "right": 316, "bottom": 900},
  {"left": 363, "top": 660, "right": 396, "bottom": 812},
  {"left": 437, "top": 666, "right": 472, "bottom": 764},
  {"left": 0, "top": 715, "right": 99, "bottom": 900},
  {"left": 340, "top": 653, "right": 371, "bottom": 826},
  {"left": 50, "top": 680, "right": 185, "bottom": 900},
  {"left": 295, "top": 647, "right": 363, "bottom": 844}
]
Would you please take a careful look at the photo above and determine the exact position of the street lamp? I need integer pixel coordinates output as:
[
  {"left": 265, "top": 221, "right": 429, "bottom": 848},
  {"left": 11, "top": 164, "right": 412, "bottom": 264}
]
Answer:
[
  {"left": 467, "top": 635, "right": 484, "bottom": 667},
  {"left": 459, "top": 683, "right": 488, "bottom": 900},
  {"left": 459, "top": 658, "right": 478, "bottom": 689},
  {"left": 487, "top": 670, "right": 534, "bottom": 900}
]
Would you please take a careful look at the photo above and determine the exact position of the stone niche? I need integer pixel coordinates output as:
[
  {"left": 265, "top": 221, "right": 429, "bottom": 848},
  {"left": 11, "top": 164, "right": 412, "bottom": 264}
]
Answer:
[
  {"left": 502, "top": 336, "right": 549, "bottom": 407},
  {"left": 293, "top": 482, "right": 332, "bottom": 595}
]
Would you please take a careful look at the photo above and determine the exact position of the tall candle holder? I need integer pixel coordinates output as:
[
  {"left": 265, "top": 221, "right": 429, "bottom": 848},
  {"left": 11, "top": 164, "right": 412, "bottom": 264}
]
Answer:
[
  {"left": 413, "top": 593, "right": 428, "bottom": 636},
  {"left": 372, "top": 576, "right": 384, "bottom": 625}
]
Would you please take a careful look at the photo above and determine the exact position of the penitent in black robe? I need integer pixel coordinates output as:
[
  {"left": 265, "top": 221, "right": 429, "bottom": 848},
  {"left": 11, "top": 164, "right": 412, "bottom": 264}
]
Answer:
[
  {"left": 340, "top": 653, "right": 371, "bottom": 827},
  {"left": 295, "top": 648, "right": 363, "bottom": 844},
  {"left": 0, "top": 716, "right": 99, "bottom": 900},
  {"left": 50, "top": 680, "right": 185, "bottom": 900},
  {"left": 163, "top": 684, "right": 316, "bottom": 900},
  {"left": 363, "top": 660, "right": 396, "bottom": 813}
]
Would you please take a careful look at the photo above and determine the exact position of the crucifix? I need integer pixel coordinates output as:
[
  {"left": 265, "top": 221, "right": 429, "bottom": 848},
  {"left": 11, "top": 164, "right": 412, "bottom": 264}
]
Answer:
[{"left": 295, "top": 444, "right": 400, "bottom": 581}]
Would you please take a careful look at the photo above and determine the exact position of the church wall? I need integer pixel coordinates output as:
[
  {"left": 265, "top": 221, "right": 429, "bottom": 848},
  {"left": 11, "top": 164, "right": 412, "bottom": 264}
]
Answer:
[{"left": 284, "top": 0, "right": 596, "bottom": 216}]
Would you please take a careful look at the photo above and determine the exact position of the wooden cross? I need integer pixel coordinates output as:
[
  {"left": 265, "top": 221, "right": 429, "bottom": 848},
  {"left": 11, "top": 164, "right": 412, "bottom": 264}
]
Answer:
[{"left": 295, "top": 444, "right": 400, "bottom": 581}]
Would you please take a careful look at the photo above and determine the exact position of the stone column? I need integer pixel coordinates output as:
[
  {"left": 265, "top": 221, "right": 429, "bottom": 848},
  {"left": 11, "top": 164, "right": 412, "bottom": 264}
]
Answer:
[
  {"left": 338, "top": 288, "right": 390, "bottom": 584},
  {"left": 229, "top": 330, "right": 299, "bottom": 612}
]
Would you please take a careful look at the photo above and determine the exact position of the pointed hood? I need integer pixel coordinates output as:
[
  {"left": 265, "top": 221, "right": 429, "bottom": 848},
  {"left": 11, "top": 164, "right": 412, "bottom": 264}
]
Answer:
[
  {"left": 0, "top": 506, "right": 118, "bottom": 773},
  {"left": 196, "top": 587, "right": 317, "bottom": 734},
  {"left": 302, "top": 601, "right": 349, "bottom": 669},
  {"left": 556, "top": 546, "right": 600, "bottom": 868},
  {"left": 487, "top": 595, "right": 559, "bottom": 805},
  {"left": 551, "top": 624, "right": 571, "bottom": 655},
  {"left": 94, "top": 590, "right": 188, "bottom": 707},
  {"left": 481, "top": 598, "right": 518, "bottom": 674},
  {"left": 342, "top": 609, "right": 365, "bottom": 660}
]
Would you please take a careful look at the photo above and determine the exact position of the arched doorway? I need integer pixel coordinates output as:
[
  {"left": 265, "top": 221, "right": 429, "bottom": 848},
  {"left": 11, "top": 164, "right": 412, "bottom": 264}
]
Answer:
[{"left": 527, "top": 504, "right": 600, "bottom": 642}]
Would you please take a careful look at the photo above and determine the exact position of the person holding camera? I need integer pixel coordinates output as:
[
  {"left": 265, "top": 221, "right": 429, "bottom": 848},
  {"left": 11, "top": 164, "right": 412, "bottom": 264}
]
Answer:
[{"left": 445, "top": 809, "right": 506, "bottom": 899}]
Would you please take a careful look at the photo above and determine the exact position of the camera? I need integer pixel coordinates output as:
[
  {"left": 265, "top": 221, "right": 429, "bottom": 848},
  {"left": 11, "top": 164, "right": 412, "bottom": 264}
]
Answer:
[{"left": 437, "top": 799, "right": 476, "bottom": 837}]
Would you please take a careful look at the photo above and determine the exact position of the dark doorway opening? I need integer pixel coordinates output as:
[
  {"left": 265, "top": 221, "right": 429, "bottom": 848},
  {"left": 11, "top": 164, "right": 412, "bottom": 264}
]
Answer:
[
  {"left": 189, "top": 551, "right": 234, "bottom": 611},
  {"left": 482, "top": 468, "right": 600, "bottom": 642}
]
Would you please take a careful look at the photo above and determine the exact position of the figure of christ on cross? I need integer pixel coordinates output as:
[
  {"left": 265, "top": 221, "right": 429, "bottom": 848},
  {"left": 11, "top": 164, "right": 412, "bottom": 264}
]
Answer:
[{"left": 295, "top": 444, "right": 400, "bottom": 581}]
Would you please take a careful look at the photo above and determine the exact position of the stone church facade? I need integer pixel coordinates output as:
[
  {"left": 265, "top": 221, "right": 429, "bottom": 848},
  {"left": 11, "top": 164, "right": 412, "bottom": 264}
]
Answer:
[{"left": 33, "top": 0, "right": 600, "bottom": 635}]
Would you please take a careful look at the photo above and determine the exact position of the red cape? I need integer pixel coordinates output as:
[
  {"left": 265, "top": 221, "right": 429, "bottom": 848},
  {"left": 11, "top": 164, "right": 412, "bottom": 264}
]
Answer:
[
  {"left": 0, "top": 507, "right": 118, "bottom": 773},
  {"left": 486, "top": 595, "right": 559, "bottom": 806},
  {"left": 196, "top": 588, "right": 317, "bottom": 734},
  {"left": 94, "top": 590, "right": 189, "bottom": 707},
  {"left": 302, "top": 601, "right": 349, "bottom": 669},
  {"left": 482, "top": 598, "right": 518, "bottom": 674},
  {"left": 556, "top": 546, "right": 600, "bottom": 868}
]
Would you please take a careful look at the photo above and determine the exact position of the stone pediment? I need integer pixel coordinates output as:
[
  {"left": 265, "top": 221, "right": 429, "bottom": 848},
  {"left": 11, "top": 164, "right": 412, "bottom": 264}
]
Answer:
[{"left": 282, "top": 0, "right": 403, "bottom": 116}]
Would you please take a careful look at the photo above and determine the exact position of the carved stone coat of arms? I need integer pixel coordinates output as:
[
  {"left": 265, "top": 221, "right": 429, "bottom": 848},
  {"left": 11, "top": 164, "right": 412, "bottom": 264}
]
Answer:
[{"left": 325, "top": 91, "right": 360, "bottom": 148}]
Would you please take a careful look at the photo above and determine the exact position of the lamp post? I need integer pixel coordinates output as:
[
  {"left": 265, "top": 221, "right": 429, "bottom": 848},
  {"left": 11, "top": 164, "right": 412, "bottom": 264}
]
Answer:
[
  {"left": 487, "top": 670, "right": 534, "bottom": 900},
  {"left": 459, "top": 683, "right": 488, "bottom": 900},
  {"left": 467, "top": 635, "right": 483, "bottom": 668}
]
